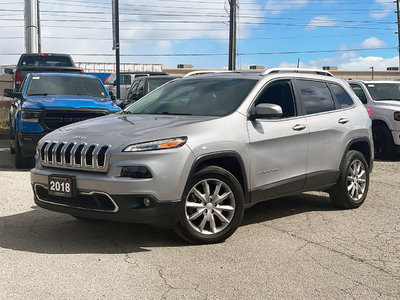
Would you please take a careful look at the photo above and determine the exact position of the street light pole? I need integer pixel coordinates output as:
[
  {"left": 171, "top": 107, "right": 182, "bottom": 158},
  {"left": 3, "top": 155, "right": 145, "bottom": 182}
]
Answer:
[
  {"left": 396, "top": 0, "right": 400, "bottom": 69},
  {"left": 112, "top": 0, "right": 120, "bottom": 99}
]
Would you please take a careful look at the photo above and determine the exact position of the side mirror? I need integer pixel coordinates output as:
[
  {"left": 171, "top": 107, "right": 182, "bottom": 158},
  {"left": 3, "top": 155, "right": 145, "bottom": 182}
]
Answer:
[
  {"left": 250, "top": 103, "right": 282, "bottom": 119},
  {"left": 5, "top": 68, "right": 14, "bottom": 75},
  {"left": 3, "top": 88, "right": 21, "bottom": 98}
]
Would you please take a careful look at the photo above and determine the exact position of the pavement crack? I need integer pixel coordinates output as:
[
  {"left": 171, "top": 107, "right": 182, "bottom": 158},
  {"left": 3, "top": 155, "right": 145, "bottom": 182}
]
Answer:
[{"left": 260, "top": 222, "right": 400, "bottom": 280}]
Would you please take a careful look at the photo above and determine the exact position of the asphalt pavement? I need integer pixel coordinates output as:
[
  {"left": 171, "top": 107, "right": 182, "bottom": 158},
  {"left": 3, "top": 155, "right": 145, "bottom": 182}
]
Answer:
[{"left": 0, "top": 139, "right": 399, "bottom": 299}]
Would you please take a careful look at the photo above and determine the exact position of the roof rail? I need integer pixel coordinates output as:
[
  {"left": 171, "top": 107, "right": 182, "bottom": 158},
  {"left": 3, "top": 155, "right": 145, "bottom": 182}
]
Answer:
[
  {"left": 183, "top": 70, "right": 235, "bottom": 78},
  {"left": 262, "top": 68, "right": 334, "bottom": 77}
]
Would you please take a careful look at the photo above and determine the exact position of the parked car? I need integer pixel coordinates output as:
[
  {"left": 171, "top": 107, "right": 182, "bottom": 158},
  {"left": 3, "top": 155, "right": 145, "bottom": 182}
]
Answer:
[
  {"left": 349, "top": 80, "right": 400, "bottom": 157},
  {"left": 4, "top": 53, "right": 83, "bottom": 91},
  {"left": 4, "top": 73, "right": 121, "bottom": 168},
  {"left": 104, "top": 71, "right": 168, "bottom": 100},
  {"left": 31, "top": 70, "right": 373, "bottom": 244},
  {"left": 117, "top": 75, "right": 180, "bottom": 108}
]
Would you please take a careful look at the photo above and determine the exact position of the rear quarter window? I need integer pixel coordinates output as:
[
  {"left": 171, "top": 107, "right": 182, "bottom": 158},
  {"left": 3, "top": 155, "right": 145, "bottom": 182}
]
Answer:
[{"left": 329, "top": 83, "right": 354, "bottom": 108}]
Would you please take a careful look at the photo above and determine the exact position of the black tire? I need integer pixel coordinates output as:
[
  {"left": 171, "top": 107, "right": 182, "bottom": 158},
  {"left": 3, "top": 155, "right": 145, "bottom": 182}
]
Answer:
[
  {"left": 9, "top": 139, "right": 15, "bottom": 154},
  {"left": 329, "top": 150, "right": 369, "bottom": 209},
  {"left": 14, "top": 133, "right": 34, "bottom": 169},
  {"left": 174, "top": 166, "right": 245, "bottom": 244},
  {"left": 373, "top": 125, "right": 395, "bottom": 158}
]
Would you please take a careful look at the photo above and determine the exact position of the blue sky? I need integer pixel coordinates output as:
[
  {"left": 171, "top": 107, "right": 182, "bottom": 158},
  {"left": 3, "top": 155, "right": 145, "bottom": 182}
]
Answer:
[{"left": 0, "top": 0, "right": 398, "bottom": 70}]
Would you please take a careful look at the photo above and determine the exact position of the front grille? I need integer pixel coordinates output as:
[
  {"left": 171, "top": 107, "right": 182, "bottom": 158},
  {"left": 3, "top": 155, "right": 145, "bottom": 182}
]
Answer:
[
  {"left": 40, "top": 141, "right": 111, "bottom": 171},
  {"left": 35, "top": 184, "right": 117, "bottom": 212},
  {"left": 42, "top": 110, "right": 108, "bottom": 130}
]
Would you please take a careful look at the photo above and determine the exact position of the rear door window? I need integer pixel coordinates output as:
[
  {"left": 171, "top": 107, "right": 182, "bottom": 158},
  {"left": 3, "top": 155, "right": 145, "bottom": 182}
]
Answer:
[{"left": 296, "top": 79, "right": 336, "bottom": 115}]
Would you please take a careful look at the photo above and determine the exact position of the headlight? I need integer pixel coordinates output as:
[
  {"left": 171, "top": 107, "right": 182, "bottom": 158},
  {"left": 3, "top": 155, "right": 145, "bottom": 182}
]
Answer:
[
  {"left": 123, "top": 137, "right": 188, "bottom": 152},
  {"left": 21, "top": 109, "right": 41, "bottom": 122},
  {"left": 394, "top": 111, "right": 400, "bottom": 121}
]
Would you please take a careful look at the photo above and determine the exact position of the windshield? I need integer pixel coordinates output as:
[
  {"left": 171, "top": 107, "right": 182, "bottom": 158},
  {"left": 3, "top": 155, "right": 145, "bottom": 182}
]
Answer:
[
  {"left": 124, "top": 77, "right": 257, "bottom": 116},
  {"left": 366, "top": 83, "right": 400, "bottom": 101},
  {"left": 26, "top": 76, "right": 108, "bottom": 98},
  {"left": 148, "top": 78, "right": 177, "bottom": 92}
]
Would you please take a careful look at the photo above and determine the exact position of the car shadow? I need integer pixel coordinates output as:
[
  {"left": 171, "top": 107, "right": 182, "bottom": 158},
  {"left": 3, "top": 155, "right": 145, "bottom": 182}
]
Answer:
[{"left": 0, "top": 193, "right": 336, "bottom": 254}]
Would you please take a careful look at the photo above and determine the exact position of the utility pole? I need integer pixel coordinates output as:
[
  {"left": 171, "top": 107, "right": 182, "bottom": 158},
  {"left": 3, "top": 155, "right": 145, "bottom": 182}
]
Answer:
[
  {"left": 24, "top": 0, "right": 39, "bottom": 53},
  {"left": 112, "top": 0, "right": 120, "bottom": 99},
  {"left": 37, "top": 0, "right": 41, "bottom": 53},
  {"left": 370, "top": 66, "right": 374, "bottom": 80},
  {"left": 228, "top": 0, "right": 237, "bottom": 70},
  {"left": 396, "top": 0, "right": 400, "bottom": 69}
]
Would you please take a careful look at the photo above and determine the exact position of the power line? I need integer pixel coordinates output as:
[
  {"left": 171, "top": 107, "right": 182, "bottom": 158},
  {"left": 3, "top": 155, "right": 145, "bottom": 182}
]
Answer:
[{"left": 1, "top": 47, "right": 395, "bottom": 57}]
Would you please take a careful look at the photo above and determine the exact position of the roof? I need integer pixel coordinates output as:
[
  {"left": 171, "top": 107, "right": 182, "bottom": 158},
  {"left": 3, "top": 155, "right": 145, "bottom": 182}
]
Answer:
[{"left": 30, "top": 73, "right": 97, "bottom": 79}]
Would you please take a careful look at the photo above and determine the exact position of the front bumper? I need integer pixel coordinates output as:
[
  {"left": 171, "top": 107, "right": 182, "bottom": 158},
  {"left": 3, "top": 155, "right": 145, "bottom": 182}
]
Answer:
[
  {"left": 30, "top": 145, "right": 195, "bottom": 226},
  {"left": 391, "top": 130, "right": 400, "bottom": 146},
  {"left": 33, "top": 183, "right": 183, "bottom": 227}
]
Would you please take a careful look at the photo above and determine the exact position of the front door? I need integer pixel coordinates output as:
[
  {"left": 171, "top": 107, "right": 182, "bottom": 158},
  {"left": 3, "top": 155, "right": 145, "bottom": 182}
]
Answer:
[{"left": 247, "top": 79, "right": 309, "bottom": 202}]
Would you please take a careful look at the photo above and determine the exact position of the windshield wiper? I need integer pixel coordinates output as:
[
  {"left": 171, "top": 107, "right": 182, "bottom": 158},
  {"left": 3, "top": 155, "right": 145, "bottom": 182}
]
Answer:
[{"left": 28, "top": 93, "right": 48, "bottom": 96}]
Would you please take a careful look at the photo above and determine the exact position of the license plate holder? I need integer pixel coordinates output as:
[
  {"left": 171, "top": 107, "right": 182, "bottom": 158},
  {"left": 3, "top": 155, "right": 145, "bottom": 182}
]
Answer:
[{"left": 48, "top": 175, "right": 76, "bottom": 198}]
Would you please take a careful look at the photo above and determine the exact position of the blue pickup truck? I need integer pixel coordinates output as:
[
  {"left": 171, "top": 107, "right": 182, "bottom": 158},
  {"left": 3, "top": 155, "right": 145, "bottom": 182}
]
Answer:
[{"left": 4, "top": 73, "right": 121, "bottom": 168}]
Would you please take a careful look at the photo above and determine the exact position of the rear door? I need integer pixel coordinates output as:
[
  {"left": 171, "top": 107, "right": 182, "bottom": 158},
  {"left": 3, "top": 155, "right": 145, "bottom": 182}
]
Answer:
[
  {"left": 294, "top": 79, "right": 353, "bottom": 188},
  {"left": 247, "top": 79, "right": 309, "bottom": 202}
]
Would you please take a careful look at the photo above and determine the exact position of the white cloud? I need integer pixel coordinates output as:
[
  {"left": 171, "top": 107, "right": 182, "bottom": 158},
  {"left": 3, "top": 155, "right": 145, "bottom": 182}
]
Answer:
[
  {"left": 361, "top": 37, "right": 385, "bottom": 49},
  {"left": 279, "top": 52, "right": 398, "bottom": 71},
  {"left": 306, "top": 16, "right": 338, "bottom": 31},
  {"left": 370, "top": 0, "right": 393, "bottom": 19},
  {"left": 0, "top": 0, "right": 265, "bottom": 67},
  {"left": 265, "top": 0, "right": 308, "bottom": 15}
]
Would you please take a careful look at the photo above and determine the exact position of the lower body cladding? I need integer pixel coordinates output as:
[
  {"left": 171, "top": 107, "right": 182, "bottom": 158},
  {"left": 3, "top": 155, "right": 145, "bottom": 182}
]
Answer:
[
  {"left": 392, "top": 130, "right": 400, "bottom": 151},
  {"left": 30, "top": 146, "right": 195, "bottom": 227}
]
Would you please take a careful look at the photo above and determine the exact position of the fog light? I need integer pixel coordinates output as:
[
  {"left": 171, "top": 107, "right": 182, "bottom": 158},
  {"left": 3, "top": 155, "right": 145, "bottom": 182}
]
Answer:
[
  {"left": 143, "top": 198, "right": 151, "bottom": 207},
  {"left": 120, "top": 166, "right": 152, "bottom": 178}
]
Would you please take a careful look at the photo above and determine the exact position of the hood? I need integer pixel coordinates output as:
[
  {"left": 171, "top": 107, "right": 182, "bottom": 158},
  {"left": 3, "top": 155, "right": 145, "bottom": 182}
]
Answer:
[
  {"left": 22, "top": 95, "right": 120, "bottom": 111},
  {"left": 373, "top": 100, "right": 400, "bottom": 109},
  {"left": 43, "top": 113, "right": 218, "bottom": 146}
]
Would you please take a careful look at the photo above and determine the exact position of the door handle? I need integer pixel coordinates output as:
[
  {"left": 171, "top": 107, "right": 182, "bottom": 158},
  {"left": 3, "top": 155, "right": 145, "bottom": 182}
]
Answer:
[
  {"left": 338, "top": 118, "right": 349, "bottom": 124},
  {"left": 292, "top": 124, "right": 306, "bottom": 131}
]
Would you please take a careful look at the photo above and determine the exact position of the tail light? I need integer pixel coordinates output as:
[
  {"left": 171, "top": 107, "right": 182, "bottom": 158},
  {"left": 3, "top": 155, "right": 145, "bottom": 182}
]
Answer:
[
  {"left": 366, "top": 107, "right": 372, "bottom": 118},
  {"left": 80, "top": 69, "right": 85, "bottom": 74},
  {"left": 14, "top": 70, "right": 21, "bottom": 85}
]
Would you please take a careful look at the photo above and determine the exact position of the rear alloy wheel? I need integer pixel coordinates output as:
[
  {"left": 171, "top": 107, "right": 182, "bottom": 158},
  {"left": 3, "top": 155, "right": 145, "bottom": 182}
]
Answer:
[
  {"left": 175, "top": 166, "right": 244, "bottom": 244},
  {"left": 329, "top": 150, "right": 369, "bottom": 209}
]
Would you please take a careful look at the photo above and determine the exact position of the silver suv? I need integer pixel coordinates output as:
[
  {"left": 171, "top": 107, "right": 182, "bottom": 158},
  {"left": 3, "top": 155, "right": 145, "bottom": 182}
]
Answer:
[
  {"left": 31, "top": 71, "right": 374, "bottom": 244},
  {"left": 349, "top": 80, "right": 400, "bottom": 157}
]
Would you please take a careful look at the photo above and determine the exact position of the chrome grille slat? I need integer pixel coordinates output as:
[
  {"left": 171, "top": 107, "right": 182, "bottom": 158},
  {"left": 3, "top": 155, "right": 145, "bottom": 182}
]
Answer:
[{"left": 39, "top": 141, "right": 110, "bottom": 172}]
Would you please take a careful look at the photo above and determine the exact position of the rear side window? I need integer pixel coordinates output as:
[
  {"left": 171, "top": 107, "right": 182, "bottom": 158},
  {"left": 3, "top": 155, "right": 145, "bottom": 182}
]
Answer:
[
  {"left": 296, "top": 80, "right": 335, "bottom": 115},
  {"left": 329, "top": 84, "right": 354, "bottom": 108},
  {"left": 20, "top": 56, "right": 73, "bottom": 67}
]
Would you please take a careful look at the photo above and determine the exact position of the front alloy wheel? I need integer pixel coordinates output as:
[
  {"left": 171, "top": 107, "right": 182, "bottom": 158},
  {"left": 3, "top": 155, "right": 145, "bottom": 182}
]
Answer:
[
  {"left": 175, "top": 166, "right": 245, "bottom": 244},
  {"left": 185, "top": 179, "right": 235, "bottom": 235}
]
